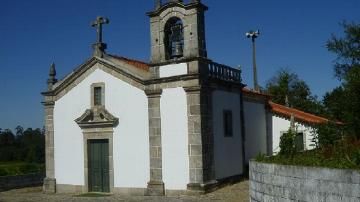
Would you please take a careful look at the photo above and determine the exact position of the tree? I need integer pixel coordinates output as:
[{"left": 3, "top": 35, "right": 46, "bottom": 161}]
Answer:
[
  {"left": 15, "top": 125, "right": 24, "bottom": 136},
  {"left": 326, "top": 22, "right": 360, "bottom": 80},
  {"left": 0, "top": 129, "right": 16, "bottom": 161},
  {"left": 325, "top": 22, "right": 360, "bottom": 138},
  {"left": 323, "top": 87, "right": 347, "bottom": 121},
  {"left": 0, "top": 127, "right": 45, "bottom": 163},
  {"left": 265, "top": 69, "right": 323, "bottom": 115}
]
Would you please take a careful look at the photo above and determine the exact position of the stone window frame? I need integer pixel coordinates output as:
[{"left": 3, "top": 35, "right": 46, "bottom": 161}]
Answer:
[
  {"left": 223, "top": 110, "right": 233, "bottom": 137},
  {"left": 82, "top": 128, "right": 114, "bottom": 193},
  {"left": 91, "top": 83, "right": 105, "bottom": 108}
]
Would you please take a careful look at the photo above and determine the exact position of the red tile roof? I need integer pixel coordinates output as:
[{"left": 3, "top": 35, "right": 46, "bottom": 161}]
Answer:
[
  {"left": 109, "top": 55, "right": 150, "bottom": 71},
  {"left": 269, "top": 101, "right": 328, "bottom": 124},
  {"left": 242, "top": 88, "right": 270, "bottom": 97}
]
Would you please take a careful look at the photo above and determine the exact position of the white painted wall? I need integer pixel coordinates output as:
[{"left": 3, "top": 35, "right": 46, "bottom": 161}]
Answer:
[
  {"left": 161, "top": 87, "right": 189, "bottom": 190},
  {"left": 159, "top": 63, "right": 187, "bottom": 78},
  {"left": 54, "top": 65, "right": 150, "bottom": 188},
  {"left": 243, "top": 101, "right": 267, "bottom": 163},
  {"left": 272, "top": 115, "right": 316, "bottom": 154},
  {"left": 212, "top": 90, "right": 243, "bottom": 179}
]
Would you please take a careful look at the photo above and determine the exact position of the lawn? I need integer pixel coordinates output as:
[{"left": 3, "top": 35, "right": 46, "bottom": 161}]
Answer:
[{"left": 0, "top": 162, "right": 44, "bottom": 176}]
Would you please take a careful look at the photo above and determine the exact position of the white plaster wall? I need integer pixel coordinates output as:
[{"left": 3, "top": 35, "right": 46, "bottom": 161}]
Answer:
[
  {"left": 243, "top": 101, "right": 267, "bottom": 163},
  {"left": 272, "top": 115, "right": 316, "bottom": 154},
  {"left": 161, "top": 87, "right": 189, "bottom": 190},
  {"left": 159, "top": 63, "right": 187, "bottom": 78},
  {"left": 212, "top": 90, "right": 243, "bottom": 179},
  {"left": 54, "top": 65, "right": 149, "bottom": 188}
]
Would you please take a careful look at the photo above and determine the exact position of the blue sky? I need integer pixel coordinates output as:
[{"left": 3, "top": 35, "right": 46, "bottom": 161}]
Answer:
[{"left": 0, "top": 0, "right": 359, "bottom": 130}]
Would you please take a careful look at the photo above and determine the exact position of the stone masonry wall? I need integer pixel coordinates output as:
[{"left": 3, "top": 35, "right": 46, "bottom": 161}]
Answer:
[
  {"left": 0, "top": 173, "right": 45, "bottom": 192},
  {"left": 249, "top": 161, "right": 360, "bottom": 202}
]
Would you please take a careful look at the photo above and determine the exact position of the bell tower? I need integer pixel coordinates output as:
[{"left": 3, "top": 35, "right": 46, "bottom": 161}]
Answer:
[{"left": 147, "top": 0, "right": 208, "bottom": 64}]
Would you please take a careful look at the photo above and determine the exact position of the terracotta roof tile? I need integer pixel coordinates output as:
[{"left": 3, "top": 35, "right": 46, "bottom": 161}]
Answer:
[
  {"left": 242, "top": 88, "right": 270, "bottom": 97},
  {"left": 109, "top": 54, "right": 150, "bottom": 71},
  {"left": 269, "top": 101, "right": 328, "bottom": 124}
]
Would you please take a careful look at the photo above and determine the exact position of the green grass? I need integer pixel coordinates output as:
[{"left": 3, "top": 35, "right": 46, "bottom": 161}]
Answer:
[
  {"left": 255, "top": 138, "right": 360, "bottom": 170},
  {"left": 0, "top": 162, "right": 45, "bottom": 176}
]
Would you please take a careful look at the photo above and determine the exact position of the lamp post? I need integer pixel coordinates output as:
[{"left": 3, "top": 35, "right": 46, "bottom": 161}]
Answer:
[{"left": 246, "top": 30, "right": 260, "bottom": 92}]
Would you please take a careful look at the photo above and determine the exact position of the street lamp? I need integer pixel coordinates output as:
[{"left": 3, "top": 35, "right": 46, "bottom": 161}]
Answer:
[{"left": 246, "top": 30, "right": 260, "bottom": 92}]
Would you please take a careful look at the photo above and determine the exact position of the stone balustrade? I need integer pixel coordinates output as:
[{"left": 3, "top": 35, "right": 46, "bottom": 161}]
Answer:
[{"left": 207, "top": 62, "right": 242, "bottom": 83}]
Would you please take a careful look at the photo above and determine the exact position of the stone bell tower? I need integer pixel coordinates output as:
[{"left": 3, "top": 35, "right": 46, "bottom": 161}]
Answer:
[{"left": 147, "top": 0, "right": 208, "bottom": 65}]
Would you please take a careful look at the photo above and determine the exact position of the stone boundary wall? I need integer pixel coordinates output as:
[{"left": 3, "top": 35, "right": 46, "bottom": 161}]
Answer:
[
  {"left": 249, "top": 161, "right": 360, "bottom": 202},
  {"left": 0, "top": 173, "right": 45, "bottom": 192}
]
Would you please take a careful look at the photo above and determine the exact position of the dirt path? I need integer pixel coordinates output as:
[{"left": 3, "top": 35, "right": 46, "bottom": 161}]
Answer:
[{"left": 0, "top": 180, "right": 249, "bottom": 202}]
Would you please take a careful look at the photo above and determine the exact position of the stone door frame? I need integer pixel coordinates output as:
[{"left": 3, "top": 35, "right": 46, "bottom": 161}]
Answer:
[{"left": 83, "top": 128, "right": 114, "bottom": 193}]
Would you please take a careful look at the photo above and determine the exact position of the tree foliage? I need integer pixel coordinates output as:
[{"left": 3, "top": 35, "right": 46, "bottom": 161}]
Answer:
[
  {"left": 265, "top": 69, "right": 323, "bottom": 115},
  {"left": 0, "top": 127, "right": 45, "bottom": 163},
  {"left": 326, "top": 22, "right": 360, "bottom": 80},
  {"left": 325, "top": 22, "right": 360, "bottom": 138}
]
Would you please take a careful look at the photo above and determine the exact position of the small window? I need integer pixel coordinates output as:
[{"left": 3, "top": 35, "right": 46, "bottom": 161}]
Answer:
[
  {"left": 280, "top": 131, "right": 305, "bottom": 152},
  {"left": 223, "top": 110, "right": 233, "bottom": 137},
  {"left": 94, "top": 86, "right": 102, "bottom": 106},
  {"left": 295, "top": 132, "right": 304, "bottom": 151}
]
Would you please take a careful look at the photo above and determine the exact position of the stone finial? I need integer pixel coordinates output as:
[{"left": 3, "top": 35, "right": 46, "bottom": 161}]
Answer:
[
  {"left": 285, "top": 95, "right": 290, "bottom": 107},
  {"left": 91, "top": 16, "right": 109, "bottom": 58},
  {"left": 47, "top": 62, "right": 57, "bottom": 90}
]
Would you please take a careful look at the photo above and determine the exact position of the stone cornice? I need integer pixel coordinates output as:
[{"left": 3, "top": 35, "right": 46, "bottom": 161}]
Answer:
[
  {"left": 183, "top": 85, "right": 202, "bottom": 93},
  {"left": 75, "top": 107, "right": 119, "bottom": 129},
  {"left": 41, "top": 57, "right": 147, "bottom": 98},
  {"left": 145, "top": 89, "right": 163, "bottom": 97},
  {"left": 41, "top": 101, "right": 55, "bottom": 107},
  {"left": 149, "top": 56, "right": 210, "bottom": 67},
  {"left": 147, "top": 2, "right": 208, "bottom": 17}
]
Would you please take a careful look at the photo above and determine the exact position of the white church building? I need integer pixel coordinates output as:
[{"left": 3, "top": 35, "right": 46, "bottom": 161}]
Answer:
[{"left": 42, "top": 0, "right": 328, "bottom": 195}]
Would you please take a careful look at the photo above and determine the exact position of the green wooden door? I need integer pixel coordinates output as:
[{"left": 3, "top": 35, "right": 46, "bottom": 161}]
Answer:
[{"left": 88, "top": 139, "right": 110, "bottom": 193}]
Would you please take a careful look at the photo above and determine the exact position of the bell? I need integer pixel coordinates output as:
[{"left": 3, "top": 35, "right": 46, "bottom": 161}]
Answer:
[{"left": 172, "top": 41, "right": 183, "bottom": 58}]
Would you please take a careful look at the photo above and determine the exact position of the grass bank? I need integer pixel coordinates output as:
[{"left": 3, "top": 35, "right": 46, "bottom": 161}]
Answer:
[
  {"left": 0, "top": 162, "right": 44, "bottom": 176},
  {"left": 256, "top": 138, "right": 360, "bottom": 170}
]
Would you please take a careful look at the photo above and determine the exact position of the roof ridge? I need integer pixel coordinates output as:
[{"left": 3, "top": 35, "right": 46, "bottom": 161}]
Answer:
[
  {"left": 108, "top": 54, "right": 150, "bottom": 71},
  {"left": 269, "top": 101, "right": 329, "bottom": 124}
]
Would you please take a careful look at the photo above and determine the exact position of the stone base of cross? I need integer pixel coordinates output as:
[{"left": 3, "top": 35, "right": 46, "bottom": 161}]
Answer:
[{"left": 92, "top": 42, "right": 107, "bottom": 58}]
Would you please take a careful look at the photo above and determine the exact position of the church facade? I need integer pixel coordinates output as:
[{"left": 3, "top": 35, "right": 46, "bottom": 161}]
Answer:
[{"left": 42, "top": 0, "right": 326, "bottom": 195}]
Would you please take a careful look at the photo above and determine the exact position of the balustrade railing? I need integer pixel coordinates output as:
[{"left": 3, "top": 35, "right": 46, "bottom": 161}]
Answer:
[{"left": 208, "top": 61, "right": 242, "bottom": 83}]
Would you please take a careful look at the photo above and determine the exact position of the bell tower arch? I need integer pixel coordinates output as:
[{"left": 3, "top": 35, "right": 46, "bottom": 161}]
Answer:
[
  {"left": 164, "top": 17, "right": 184, "bottom": 60},
  {"left": 147, "top": 0, "right": 208, "bottom": 65}
]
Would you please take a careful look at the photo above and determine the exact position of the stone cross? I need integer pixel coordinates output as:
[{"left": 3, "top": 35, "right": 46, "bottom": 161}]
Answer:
[{"left": 92, "top": 16, "right": 109, "bottom": 44}]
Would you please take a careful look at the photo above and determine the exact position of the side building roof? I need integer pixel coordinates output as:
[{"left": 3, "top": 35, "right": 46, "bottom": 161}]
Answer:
[{"left": 269, "top": 101, "right": 328, "bottom": 124}]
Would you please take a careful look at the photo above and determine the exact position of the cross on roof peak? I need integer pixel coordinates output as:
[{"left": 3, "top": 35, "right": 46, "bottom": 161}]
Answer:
[
  {"left": 92, "top": 16, "right": 109, "bottom": 44},
  {"left": 91, "top": 16, "right": 109, "bottom": 58}
]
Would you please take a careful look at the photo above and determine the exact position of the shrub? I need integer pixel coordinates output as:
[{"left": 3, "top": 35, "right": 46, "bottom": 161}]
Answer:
[
  {"left": 18, "top": 163, "right": 39, "bottom": 174},
  {"left": 0, "top": 162, "right": 44, "bottom": 176},
  {"left": 0, "top": 167, "right": 8, "bottom": 176},
  {"left": 256, "top": 137, "right": 360, "bottom": 170},
  {"left": 316, "top": 122, "right": 342, "bottom": 147},
  {"left": 279, "top": 128, "right": 297, "bottom": 157}
]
